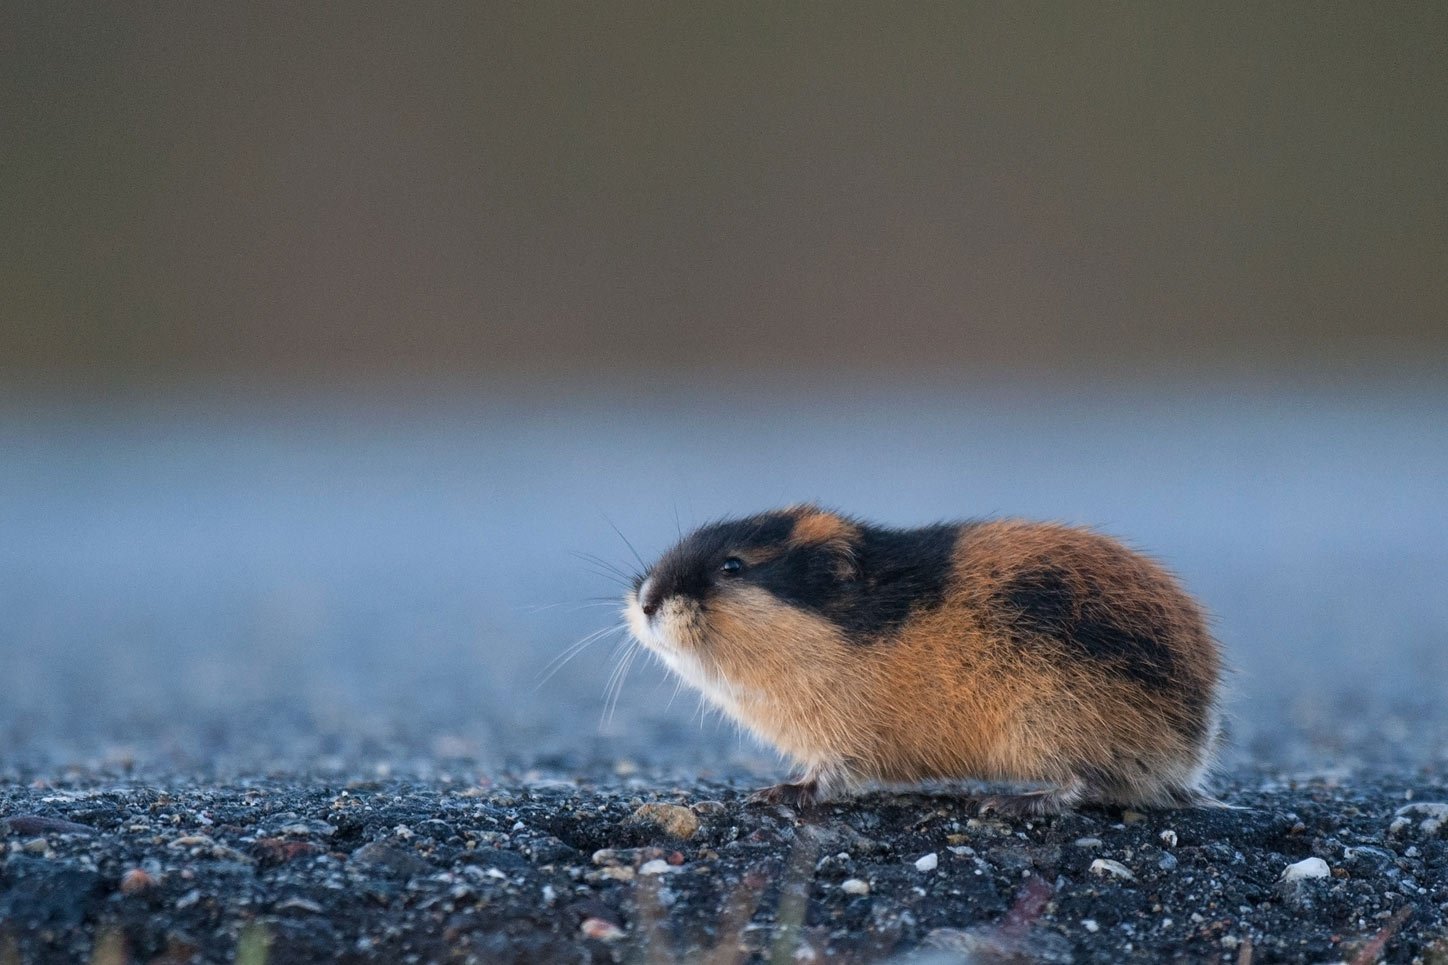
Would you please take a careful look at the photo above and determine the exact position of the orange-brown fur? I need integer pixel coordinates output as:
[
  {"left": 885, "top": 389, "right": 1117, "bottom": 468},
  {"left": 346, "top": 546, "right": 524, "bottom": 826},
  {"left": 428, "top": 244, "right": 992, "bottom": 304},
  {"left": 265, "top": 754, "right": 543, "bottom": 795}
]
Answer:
[{"left": 625, "top": 507, "right": 1223, "bottom": 812}]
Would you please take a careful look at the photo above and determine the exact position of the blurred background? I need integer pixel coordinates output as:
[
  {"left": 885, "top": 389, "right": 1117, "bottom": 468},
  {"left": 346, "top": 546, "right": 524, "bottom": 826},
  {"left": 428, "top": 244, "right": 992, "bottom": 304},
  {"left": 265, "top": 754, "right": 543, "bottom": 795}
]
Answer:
[{"left": 3, "top": 5, "right": 1445, "bottom": 778}]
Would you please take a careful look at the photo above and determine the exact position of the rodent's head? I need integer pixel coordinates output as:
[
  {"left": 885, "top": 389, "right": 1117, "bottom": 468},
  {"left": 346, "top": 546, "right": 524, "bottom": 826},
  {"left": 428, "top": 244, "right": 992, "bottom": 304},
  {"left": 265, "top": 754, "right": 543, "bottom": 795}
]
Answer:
[{"left": 625, "top": 506, "right": 861, "bottom": 689}]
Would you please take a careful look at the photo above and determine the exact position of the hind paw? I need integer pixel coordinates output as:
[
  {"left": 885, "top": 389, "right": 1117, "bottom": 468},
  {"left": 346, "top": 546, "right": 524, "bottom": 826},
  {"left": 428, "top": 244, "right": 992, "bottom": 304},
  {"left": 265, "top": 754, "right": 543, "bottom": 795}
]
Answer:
[
  {"left": 747, "top": 779, "right": 820, "bottom": 809},
  {"left": 976, "top": 781, "right": 1083, "bottom": 818}
]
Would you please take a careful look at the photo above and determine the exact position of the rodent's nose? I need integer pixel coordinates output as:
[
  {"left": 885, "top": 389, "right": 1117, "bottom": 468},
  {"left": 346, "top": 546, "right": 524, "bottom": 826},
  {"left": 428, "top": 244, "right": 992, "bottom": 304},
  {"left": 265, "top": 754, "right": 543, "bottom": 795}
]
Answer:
[{"left": 641, "top": 601, "right": 658, "bottom": 618}]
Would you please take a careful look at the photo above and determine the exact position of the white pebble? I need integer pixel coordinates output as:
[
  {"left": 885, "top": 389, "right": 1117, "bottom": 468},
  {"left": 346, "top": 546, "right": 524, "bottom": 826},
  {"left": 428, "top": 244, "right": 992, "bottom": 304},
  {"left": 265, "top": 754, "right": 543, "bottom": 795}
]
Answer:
[
  {"left": 275, "top": 897, "right": 323, "bottom": 914},
  {"left": 1159, "top": 830, "right": 1178, "bottom": 847},
  {"left": 638, "top": 859, "right": 674, "bottom": 875},
  {"left": 1088, "top": 858, "right": 1135, "bottom": 880},
  {"left": 914, "top": 852, "right": 938, "bottom": 872},
  {"left": 1395, "top": 801, "right": 1448, "bottom": 835},
  {"left": 1073, "top": 837, "right": 1103, "bottom": 848},
  {"left": 1280, "top": 857, "right": 1330, "bottom": 881},
  {"left": 580, "top": 917, "right": 625, "bottom": 941},
  {"left": 1395, "top": 801, "right": 1448, "bottom": 819},
  {"left": 1082, "top": 919, "right": 1100, "bottom": 933},
  {"left": 841, "top": 878, "right": 870, "bottom": 895}
]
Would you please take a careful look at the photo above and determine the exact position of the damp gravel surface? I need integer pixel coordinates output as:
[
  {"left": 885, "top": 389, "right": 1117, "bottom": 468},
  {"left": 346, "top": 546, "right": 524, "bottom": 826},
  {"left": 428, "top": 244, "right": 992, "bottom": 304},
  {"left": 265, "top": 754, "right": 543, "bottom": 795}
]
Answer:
[
  {"left": 4, "top": 391, "right": 1447, "bottom": 961},
  {"left": 2, "top": 771, "right": 1445, "bottom": 964}
]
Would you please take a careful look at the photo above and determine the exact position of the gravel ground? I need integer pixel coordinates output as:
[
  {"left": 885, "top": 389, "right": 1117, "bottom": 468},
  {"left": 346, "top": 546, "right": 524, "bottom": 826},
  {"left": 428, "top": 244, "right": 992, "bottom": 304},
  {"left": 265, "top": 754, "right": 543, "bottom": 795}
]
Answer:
[
  {"left": 2, "top": 769, "right": 1445, "bottom": 964},
  {"left": 4, "top": 393, "right": 1446, "bottom": 961}
]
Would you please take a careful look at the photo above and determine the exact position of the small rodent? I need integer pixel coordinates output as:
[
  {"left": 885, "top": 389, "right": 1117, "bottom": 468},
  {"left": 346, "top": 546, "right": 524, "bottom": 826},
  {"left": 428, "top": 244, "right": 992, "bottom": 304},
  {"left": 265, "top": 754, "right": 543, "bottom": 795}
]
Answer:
[{"left": 624, "top": 505, "right": 1224, "bottom": 814}]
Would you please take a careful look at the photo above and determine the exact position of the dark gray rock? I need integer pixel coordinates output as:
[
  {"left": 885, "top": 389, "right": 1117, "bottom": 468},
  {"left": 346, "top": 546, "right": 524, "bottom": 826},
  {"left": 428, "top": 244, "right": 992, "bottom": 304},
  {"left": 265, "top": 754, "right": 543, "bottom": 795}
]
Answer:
[{"left": 348, "top": 840, "right": 434, "bottom": 878}]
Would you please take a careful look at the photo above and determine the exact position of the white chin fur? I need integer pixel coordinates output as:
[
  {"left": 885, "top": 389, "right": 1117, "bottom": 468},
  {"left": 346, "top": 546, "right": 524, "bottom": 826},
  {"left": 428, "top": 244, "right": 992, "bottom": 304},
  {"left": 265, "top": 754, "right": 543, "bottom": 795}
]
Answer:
[{"left": 625, "top": 595, "right": 745, "bottom": 717}]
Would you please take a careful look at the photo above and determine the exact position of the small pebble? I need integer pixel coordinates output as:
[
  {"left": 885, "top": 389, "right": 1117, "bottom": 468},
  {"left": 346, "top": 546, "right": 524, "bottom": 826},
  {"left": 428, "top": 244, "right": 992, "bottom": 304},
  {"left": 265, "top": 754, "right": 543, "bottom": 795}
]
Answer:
[
  {"left": 119, "top": 868, "right": 155, "bottom": 895},
  {"left": 3, "top": 815, "right": 95, "bottom": 836},
  {"left": 1159, "top": 830, "right": 1178, "bottom": 847},
  {"left": 169, "top": 835, "right": 215, "bottom": 849},
  {"left": 275, "top": 897, "right": 324, "bottom": 914},
  {"left": 638, "top": 859, "right": 673, "bottom": 875},
  {"left": 841, "top": 878, "right": 870, "bottom": 895},
  {"left": 1074, "top": 837, "right": 1103, "bottom": 848},
  {"left": 1082, "top": 919, "right": 1100, "bottom": 933},
  {"left": 349, "top": 841, "right": 432, "bottom": 878},
  {"left": 1394, "top": 801, "right": 1448, "bottom": 835},
  {"left": 1088, "top": 858, "right": 1135, "bottom": 880},
  {"left": 1280, "top": 857, "right": 1330, "bottom": 881},
  {"left": 581, "top": 917, "right": 625, "bottom": 941},
  {"left": 276, "top": 820, "right": 332, "bottom": 838},
  {"left": 625, "top": 803, "right": 700, "bottom": 840},
  {"left": 914, "top": 852, "right": 938, "bottom": 872}
]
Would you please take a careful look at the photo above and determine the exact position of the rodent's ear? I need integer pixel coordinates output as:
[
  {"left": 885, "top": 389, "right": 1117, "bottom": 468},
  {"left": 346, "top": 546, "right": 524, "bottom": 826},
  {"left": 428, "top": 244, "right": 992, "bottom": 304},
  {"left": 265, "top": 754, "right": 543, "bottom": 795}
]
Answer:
[{"left": 789, "top": 511, "right": 861, "bottom": 583}]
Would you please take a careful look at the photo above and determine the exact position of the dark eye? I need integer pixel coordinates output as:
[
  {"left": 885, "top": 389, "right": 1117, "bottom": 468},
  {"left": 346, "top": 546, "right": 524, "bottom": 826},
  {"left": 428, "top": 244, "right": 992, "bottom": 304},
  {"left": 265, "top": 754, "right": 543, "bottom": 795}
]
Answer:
[{"left": 720, "top": 557, "right": 744, "bottom": 575}]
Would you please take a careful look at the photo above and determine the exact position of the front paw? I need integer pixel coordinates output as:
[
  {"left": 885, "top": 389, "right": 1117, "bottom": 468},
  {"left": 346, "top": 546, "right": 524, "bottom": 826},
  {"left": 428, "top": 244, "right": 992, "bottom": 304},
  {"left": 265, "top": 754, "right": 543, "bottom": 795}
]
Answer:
[{"left": 747, "top": 780, "right": 820, "bottom": 809}]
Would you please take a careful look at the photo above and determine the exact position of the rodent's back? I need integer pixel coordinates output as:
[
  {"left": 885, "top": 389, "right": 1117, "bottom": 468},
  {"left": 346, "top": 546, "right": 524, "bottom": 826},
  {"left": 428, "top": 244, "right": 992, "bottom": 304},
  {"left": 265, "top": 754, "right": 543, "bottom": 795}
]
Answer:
[{"left": 859, "top": 519, "right": 1221, "bottom": 801}]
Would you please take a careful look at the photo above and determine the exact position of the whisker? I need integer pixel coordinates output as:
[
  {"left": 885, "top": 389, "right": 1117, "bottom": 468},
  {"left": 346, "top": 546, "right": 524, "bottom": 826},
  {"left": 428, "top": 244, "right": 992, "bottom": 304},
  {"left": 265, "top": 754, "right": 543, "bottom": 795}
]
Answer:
[
  {"left": 519, "top": 600, "right": 624, "bottom": 614},
  {"left": 534, "top": 624, "right": 626, "bottom": 689},
  {"left": 604, "top": 642, "right": 644, "bottom": 728},
  {"left": 575, "top": 549, "right": 637, "bottom": 579},
  {"left": 598, "top": 641, "right": 639, "bottom": 730},
  {"left": 602, "top": 515, "right": 649, "bottom": 574},
  {"left": 572, "top": 551, "right": 639, "bottom": 586},
  {"left": 573, "top": 565, "right": 631, "bottom": 585},
  {"left": 664, "top": 675, "right": 685, "bottom": 711}
]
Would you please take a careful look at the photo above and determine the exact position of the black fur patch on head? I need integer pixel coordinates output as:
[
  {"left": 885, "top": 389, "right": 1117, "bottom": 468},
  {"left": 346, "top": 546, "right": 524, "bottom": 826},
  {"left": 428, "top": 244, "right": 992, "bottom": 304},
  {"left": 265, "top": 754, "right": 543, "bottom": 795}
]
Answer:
[
  {"left": 643, "top": 512, "right": 961, "bottom": 643},
  {"left": 641, "top": 511, "right": 797, "bottom": 611},
  {"left": 752, "top": 522, "right": 961, "bottom": 641},
  {"left": 996, "top": 566, "right": 1177, "bottom": 690}
]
